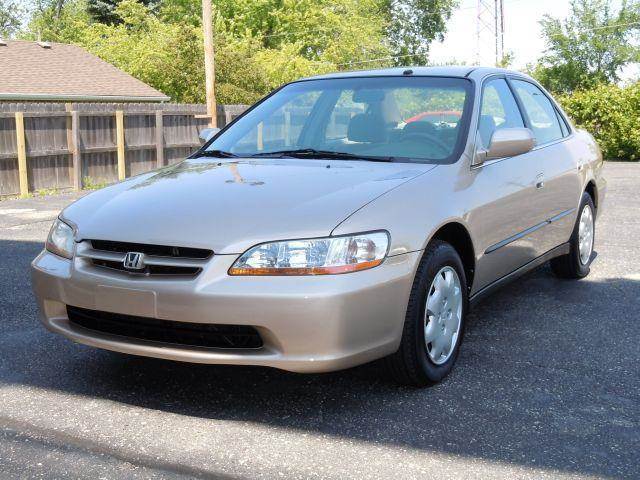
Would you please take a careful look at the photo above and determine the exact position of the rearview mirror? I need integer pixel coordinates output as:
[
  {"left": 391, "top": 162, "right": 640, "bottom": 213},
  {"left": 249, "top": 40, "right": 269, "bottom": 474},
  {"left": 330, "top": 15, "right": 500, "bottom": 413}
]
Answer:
[
  {"left": 199, "top": 127, "right": 220, "bottom": 144},
  {"left": 473, "top": 128, "right": 535, "bottom": 166}
]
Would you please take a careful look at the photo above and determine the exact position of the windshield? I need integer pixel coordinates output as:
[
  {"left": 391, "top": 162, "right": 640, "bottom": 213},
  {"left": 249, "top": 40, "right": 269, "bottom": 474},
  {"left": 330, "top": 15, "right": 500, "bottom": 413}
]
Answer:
[{"left": 205, "top": 76, "right": 473, "bottom": 164}]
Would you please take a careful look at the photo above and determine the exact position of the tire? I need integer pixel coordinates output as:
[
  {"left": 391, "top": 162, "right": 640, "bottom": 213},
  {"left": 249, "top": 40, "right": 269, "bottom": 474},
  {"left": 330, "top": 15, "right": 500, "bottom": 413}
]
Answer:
[
  {"left": 550, "top": 192, "right": 596, "bottom": 279},
  {"left": 386, "top": 240, "right": 468, "bottom": 387}
]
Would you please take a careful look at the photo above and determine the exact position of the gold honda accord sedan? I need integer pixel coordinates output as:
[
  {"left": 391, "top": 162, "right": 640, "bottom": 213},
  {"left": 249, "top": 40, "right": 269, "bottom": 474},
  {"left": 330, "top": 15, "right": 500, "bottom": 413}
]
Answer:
[{"left": 32, "top": 67, "right": 606, "bottom": 386}]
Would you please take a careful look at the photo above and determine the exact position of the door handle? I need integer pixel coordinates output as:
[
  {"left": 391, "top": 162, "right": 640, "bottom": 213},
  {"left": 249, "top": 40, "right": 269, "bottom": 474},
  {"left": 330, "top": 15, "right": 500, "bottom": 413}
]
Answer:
[{"left": 535, "top": 174, "right": 545, "bottom": 189}]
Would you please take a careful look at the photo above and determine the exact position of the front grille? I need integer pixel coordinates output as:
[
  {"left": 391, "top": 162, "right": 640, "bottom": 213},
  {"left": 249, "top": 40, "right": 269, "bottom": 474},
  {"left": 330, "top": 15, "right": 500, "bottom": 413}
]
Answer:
[
  {"left": 67, "top": 305, "right": 263, "bottom": 349},
  {"left": 91, "top": 259, "right": 201, "bottom": 276},
  {"left": 79, "top": 240, "right": 213, "bottom": 278},
  {"left": 90, "top": 240, "right": 212, "bottom": 259}
]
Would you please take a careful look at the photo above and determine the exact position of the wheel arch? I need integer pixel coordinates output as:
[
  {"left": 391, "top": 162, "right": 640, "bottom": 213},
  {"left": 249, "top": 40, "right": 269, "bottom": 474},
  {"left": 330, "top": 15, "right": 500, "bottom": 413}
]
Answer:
[
  {"left": 428, "top": 221, "right": 476, "bottom": 292},
  {"left": 585, "top": 180, "right": 598, "bottom": 212}
]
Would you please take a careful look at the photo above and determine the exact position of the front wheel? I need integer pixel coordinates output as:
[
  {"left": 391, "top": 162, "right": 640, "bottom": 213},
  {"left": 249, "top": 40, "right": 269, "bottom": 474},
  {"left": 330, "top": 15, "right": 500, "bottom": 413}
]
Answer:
[
  {"left": 550, "top": 192, "right": 595, "bottom": 279},
  {"left": 386, "top": 240, "right": 468, "bottom": 387}
]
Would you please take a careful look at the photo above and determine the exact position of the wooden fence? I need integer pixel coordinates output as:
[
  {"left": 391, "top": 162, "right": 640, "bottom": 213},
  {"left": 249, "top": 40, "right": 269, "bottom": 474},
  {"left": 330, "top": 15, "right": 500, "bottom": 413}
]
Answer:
[{"left": 0, "top": 103, "right": 247, "bottom": 197}]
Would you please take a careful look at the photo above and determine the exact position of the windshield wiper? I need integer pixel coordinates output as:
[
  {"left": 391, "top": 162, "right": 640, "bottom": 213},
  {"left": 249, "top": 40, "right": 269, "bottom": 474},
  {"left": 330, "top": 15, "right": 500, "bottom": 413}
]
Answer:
[
  {"left": 192, "top": 149, "right": 238, "bottom": 158},
  {"left": 250, "top": 148, "right": 394, "bottom": 162}
]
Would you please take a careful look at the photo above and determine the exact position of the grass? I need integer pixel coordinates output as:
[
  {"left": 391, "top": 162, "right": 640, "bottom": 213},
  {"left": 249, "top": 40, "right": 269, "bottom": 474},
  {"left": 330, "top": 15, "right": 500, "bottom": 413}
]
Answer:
[
  {"left": 82, "top": 177, "right": 109, "bottom": 191},
  {"left": 33, "top": 187, "right": 62, "bottom": 197},
  {"left": 1, "top": 177, "right": 110, "bottom": 201}
]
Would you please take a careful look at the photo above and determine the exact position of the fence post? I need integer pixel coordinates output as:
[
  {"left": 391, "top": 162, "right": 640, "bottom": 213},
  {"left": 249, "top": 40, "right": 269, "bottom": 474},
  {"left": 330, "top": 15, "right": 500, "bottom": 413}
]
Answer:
[
  {"left": 284, "top": 111, "right": 291, "bottom": 146},
  {"left": 65, "top": 104, "right": 74, "bottom": 188},
  {"left": 257, "top": 122, "right": 263, "bottom": 151},
  {"left": 155, "top": 110, "right": 164, "bottom": 169},
  {"left": 115, "top": 110, "right": 126, "bottom": 181},
  {"left": 224, "top": 107, "right": 233, "bottom": 127},
  {"left": 70, "top": 110, "right": 82, "bottom": 190},
  {"left": 14, "top": 112, "right": 29, "bottom": 197}
]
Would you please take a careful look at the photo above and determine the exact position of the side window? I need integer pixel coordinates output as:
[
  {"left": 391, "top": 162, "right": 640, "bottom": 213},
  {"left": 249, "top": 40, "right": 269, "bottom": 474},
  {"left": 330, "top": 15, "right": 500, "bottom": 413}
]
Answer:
[
  {"left": 478, "top": 78, "right": 524, "bottom": 149},
  {"left": 511, "top": 80, "right": 563, "bottom": 145}
]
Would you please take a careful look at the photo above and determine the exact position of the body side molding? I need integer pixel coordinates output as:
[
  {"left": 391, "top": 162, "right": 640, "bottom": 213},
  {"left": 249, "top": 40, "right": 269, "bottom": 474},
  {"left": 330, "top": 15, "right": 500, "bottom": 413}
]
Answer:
[{"left": 484, "top": 208, "right": 576, "bottom": 254}]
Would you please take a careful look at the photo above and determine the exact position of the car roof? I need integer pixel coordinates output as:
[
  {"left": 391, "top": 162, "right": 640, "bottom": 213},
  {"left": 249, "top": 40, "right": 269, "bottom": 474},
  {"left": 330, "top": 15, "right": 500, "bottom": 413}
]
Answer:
[{"left": 300, "top": 66, "right": 529, "bottom": 81}]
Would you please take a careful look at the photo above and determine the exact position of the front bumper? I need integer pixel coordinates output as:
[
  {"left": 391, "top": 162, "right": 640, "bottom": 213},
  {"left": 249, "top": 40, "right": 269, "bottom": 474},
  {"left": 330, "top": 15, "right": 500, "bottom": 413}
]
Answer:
[{"left": 31, "top": 249, "right": 420, "bottom": 373}]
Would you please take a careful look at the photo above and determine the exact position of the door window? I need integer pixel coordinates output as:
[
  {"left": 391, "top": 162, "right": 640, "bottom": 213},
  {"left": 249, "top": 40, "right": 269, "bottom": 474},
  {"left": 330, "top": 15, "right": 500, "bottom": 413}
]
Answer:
[
  {"left": 511, "top": 80, "right": 564, "bottom": 145},
  {"left": 478, "top": 78, "right": 524, "bottom": 149}
]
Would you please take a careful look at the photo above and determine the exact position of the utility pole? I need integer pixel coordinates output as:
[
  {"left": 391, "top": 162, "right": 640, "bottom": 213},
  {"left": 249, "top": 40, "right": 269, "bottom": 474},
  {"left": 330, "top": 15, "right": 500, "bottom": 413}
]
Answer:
[{"left": 202, "top": 0, "right": 217, "bottom": 128}]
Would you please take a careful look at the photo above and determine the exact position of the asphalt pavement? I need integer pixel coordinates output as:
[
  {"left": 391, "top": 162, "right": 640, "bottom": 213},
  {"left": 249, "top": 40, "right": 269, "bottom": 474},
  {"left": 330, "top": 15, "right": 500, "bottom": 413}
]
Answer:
[{"left": 0, "top": 163, "right": 638, "bottom": 479}]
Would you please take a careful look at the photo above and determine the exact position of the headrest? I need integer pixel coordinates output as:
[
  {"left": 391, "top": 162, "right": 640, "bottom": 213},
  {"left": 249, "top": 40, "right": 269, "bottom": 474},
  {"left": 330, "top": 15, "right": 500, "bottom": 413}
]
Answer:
[
  {"left": 352, "top": 89, "right": 385, "bottom": 103},
  {"left": 403, "top": 120, "right": 437, "bottom": 136},
  {"left": 347, "top": 113, "right": 387, "bottom": 143},
  {"left": 352, "top": 89, "right": 402, "bottom": 126}
]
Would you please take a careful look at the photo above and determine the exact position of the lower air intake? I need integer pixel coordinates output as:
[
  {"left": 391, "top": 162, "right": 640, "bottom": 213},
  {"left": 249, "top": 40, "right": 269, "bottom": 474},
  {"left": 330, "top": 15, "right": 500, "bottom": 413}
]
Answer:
[{"left": 66, "top": 305, "right": 263, "bottom": 349}]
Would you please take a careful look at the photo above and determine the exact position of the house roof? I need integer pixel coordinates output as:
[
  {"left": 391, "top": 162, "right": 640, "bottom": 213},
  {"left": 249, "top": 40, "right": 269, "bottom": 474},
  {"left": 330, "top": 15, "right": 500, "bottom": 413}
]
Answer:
[{"left": 0, "top": 40, "right": 170, "bottom": 102}]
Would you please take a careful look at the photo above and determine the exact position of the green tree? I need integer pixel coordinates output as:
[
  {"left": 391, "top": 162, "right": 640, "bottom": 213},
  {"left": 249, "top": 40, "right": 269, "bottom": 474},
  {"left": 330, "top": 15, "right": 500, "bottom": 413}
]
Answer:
[
  {"left": 496, "top": 51, "right": 514, "bottom": 68},
  {"left": 87, "top": 0, "right": 158, "bottom": 24},
  {"left": 381, "top": 0, "right": 459, "bottom": 65},
  {"left": 533, "top": 0, "right": 640, "bottom": 93},
  {"left": 24, "top": 0, "right": 91, "bottom": 43},
  {"left": 83, "top": 0, "right": 273, "bottom": 103},
  {"left": 0, "top": 0, "right": 23, "bottom": 37},
  {"left": 211, "top": 0, "right": 391, "bottom": 67}
]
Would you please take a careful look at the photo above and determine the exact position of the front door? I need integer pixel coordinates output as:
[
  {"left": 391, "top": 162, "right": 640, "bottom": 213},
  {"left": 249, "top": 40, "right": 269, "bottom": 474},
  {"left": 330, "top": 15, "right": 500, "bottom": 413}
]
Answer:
[{"left": 468, "top": 77, "right": 551, "bottom": 292}]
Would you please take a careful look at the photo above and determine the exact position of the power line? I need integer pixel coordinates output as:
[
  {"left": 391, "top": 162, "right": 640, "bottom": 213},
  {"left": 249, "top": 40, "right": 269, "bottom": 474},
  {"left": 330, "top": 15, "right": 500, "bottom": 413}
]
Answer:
[
  {"left": 572, "top": 20, "right": 640, "bottom": 32},
  {"left": 544, "top": 20, "right": 640, "bottom": 39}
]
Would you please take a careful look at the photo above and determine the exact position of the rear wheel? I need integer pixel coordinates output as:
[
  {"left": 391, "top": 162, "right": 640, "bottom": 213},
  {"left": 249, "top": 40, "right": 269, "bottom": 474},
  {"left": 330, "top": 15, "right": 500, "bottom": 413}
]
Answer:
[
  {"left": 550, "top": 192, "right": 595, "bottom": 279},
  {"left": 386, "top": 240, "right": 468, "bottom": 387}
]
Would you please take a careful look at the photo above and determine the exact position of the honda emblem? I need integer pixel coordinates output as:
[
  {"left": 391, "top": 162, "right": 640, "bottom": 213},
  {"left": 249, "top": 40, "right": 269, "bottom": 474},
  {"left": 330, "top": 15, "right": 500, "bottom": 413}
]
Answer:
[{"left": 123, "top": 252, "right": 145, "bottom": 270}]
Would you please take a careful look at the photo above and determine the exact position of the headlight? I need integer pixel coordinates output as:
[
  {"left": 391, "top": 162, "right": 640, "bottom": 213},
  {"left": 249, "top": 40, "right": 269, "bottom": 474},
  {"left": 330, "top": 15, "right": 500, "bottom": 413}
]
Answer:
[
  {"left": 45, "top": 218, "right": 75, "bottom": 259},
  {"left": 229, "top": 231, "right": 389, "bottom": 276}
]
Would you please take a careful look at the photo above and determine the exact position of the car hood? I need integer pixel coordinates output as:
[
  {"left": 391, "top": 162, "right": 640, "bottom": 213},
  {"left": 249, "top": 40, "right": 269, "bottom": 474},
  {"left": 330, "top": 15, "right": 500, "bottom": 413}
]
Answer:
[{"left": 64, "top": 158, "right": 434, "bottom": 254}]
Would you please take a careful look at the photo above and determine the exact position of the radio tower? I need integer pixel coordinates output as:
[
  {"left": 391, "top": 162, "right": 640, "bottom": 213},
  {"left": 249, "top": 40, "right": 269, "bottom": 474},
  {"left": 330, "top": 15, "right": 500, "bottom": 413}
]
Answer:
[{"left": 475, "top": 0, "right": 505, "bottom": 66}]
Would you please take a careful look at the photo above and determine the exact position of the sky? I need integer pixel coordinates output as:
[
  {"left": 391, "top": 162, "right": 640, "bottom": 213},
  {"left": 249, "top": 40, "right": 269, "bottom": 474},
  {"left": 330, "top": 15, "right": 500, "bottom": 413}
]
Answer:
[{"left": 429, "top": 0, "right": 574, "bottom": 68}]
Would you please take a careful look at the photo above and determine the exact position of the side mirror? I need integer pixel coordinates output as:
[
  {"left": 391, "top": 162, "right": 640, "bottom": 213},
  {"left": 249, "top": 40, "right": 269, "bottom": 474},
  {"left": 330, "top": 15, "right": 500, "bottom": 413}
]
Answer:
[
  {"left": 473, "top": 128, "right": 535, "bottom": 166},
  {"left": 199, "top": 127, "right": 220, "bottom": 144}
]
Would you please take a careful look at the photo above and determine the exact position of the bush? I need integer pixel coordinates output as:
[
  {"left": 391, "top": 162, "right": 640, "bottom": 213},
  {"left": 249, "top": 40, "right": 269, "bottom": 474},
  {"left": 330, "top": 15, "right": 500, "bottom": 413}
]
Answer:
[{"left": 558, "top": 82, "right": 640, "bottom": 161}]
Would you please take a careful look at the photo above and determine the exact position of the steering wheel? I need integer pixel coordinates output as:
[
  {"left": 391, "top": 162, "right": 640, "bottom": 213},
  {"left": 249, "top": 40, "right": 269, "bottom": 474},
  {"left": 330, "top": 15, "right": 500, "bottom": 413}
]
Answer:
[{"left": 400, "top": 131, "right": 451, "bottom": 154}]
